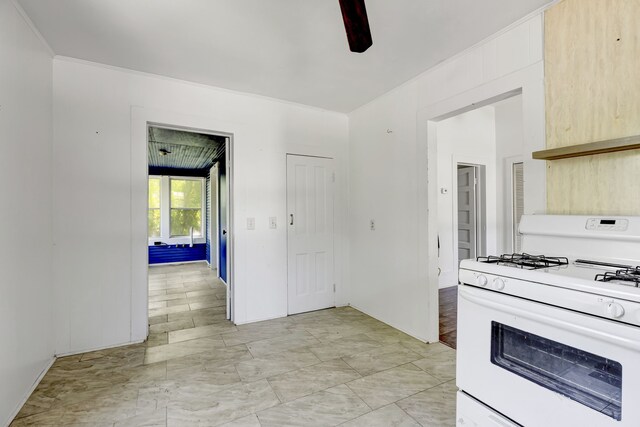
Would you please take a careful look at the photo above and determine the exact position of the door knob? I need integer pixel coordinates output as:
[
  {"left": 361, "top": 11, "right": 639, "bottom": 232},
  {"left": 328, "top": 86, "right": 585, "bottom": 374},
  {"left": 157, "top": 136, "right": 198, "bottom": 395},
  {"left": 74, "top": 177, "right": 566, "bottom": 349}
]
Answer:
[{"left": 290, "top": 214, "right": 294, "bottom": 225}]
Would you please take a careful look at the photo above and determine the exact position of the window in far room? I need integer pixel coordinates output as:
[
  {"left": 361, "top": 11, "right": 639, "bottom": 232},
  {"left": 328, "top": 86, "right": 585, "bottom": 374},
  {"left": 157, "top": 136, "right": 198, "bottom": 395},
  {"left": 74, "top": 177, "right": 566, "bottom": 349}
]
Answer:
[
  {"left": 148, "top": 176, "right": 205, "bottom": 242},
  {"left": 170, "top": 178, "right": 203, "bottom": 237},
  {"left": 148, "top": 177, "right": 161, "bottom": 238}
]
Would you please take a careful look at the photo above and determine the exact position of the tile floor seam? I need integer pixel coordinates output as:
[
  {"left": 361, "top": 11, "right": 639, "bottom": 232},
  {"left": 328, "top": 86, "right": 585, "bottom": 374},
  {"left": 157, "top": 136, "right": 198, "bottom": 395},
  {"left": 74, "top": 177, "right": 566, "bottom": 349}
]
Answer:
[
  {"left": 269, "top": 363, "right": 362, "bottom": 404},
  {"left": 343, "top": 346, "right": 424, "bottom": 376},
  {"left": 236, "top": 353, "right": 319, "bottom": 383},
  {"left": 354, "top": 360, "right": 430, "bottom": 380},
  {"left": 342, "top": 361, "right": 447, "bottom": 410},
  {"left": 232, "top": 359, "right": 247, "bottom": 386},
  {"left": 394, "top": 377, "right": 457, "bottom": 408},
  {"left": 343, "top": 382, "right": 374, "bottom": 412},
  {"left": 409, "top": 357, "right": 455, "bottom": 383},
  {"left": 396, "top": 403, "right": 423, "bottom": 426},
  {"left": 264, "top": 377, "right": 284, "bottom": 404}
]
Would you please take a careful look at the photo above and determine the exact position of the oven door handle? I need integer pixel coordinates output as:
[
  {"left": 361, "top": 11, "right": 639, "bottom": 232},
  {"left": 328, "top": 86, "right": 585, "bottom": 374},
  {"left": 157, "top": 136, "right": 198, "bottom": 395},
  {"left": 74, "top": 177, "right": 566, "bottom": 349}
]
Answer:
[{"left": 459, "top": 287, "right": 640, "bottom": 352}]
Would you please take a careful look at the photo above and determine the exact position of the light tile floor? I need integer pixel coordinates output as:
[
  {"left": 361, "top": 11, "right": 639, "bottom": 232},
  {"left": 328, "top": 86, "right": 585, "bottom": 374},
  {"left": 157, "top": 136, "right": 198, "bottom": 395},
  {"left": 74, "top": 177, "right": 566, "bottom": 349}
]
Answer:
[{"left": 12, "top": 262, "right": 457, "bottom": 426}]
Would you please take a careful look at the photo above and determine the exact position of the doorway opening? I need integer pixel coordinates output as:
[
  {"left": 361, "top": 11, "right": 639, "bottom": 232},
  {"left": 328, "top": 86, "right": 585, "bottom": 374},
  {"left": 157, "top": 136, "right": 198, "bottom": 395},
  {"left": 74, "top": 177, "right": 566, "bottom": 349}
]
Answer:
[
  {"left": 146, "top": 125, "right": 234, "bottom": 344},
  {"left": 434, "top": 93, "right": 525, "bottom": 349},
  {"left": 456, "top": 163, "right": 486, "bottom": 265}
]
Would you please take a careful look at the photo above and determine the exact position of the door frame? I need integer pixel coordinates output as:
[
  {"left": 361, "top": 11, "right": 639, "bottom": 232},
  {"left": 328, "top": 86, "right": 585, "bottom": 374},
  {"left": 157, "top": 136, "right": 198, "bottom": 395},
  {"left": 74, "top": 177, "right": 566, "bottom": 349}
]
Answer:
[
  {"left": 220, "top": 138, "right": 233, "bottom": 320},
  {"left": 131, "top": 107, "right": 236, "bottom": 342},
  {"left": 208, "top": 163, "right": 219, "bottom": 271},
  {"left": 149, "top": 127, "right": 234, "bottom": 321},
  {"left": 418, "top": 63, "right": 547, "bottom": 343},
  {"left": 503, "top": 155, "right": 524, "bottom": 254},
  {"left": 285, "top": 153, "right": 336, "bottom": 315},
  {"left": 453, "top": 160, "right": 488, "bottom": 273}
]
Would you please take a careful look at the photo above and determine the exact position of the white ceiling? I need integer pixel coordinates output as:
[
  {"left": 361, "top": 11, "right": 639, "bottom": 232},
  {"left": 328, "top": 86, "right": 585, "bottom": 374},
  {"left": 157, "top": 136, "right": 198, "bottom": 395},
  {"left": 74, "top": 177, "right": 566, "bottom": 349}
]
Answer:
[{"left": 18, "top": 0, "right": 552, "bottom": 112}]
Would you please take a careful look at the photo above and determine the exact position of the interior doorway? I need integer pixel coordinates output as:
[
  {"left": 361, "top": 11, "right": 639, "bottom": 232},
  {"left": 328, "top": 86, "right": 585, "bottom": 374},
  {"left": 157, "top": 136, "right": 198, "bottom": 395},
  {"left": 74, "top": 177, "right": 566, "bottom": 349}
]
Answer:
[
  {"left": 145, "top": 124, "right": 234, "bottom": 341},
  {"left": 432, "top": 92, "right": 525, "bottom": 349},
  {"left": 456, "top": 163, "right": 486, "bottom": 265}
]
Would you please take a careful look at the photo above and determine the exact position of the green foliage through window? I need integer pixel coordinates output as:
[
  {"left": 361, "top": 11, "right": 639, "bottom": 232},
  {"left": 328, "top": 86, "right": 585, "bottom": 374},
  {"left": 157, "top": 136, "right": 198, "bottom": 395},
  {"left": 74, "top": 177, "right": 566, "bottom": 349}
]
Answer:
[
  {"left": 170, "top": 178, "right": 203, "bottom": 237},
  {"left": 148, "top": 209, "right": 161, "bottom": 237},
  {"left": 148, "top": 178, "right": 161, "bottom": 237},
  {"left": 170, "top": 209, "right": 202, "bottom": 237},
  {"left": 148, "top": 176, "right": 204, "bottom": 239},
  {"left": 148, "top": 177, "right": 161, "bottom": 208}
]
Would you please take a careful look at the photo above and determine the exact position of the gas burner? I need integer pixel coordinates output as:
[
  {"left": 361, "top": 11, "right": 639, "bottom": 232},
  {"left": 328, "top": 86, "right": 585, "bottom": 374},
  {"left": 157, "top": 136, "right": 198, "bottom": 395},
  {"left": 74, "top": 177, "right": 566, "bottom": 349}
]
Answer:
[
  {"left": 595, "top": 267, "right": 640, "bottom": 287},
  {"left": 477, "top": 253, "right": 569, "bottom": 270}
]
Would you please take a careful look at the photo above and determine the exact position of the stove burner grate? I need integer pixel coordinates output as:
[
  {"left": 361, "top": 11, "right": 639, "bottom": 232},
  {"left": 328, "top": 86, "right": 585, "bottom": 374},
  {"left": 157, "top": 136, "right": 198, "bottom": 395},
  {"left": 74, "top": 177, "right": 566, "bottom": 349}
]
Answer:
[
  {"left": 477, "top": 253, "right": 569, "bottom": 270},
  {"left": 595, "top": 267, "right": 640, "bottom": 287}
]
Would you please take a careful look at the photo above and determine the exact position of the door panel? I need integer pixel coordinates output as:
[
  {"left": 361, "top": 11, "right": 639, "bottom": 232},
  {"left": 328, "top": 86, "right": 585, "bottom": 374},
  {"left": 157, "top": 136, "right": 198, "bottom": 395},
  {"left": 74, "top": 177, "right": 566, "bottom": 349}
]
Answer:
[
  {"left": 457, "top": 166, "right": 477, "bottom": 264},
  {"left": 287, "top": 155, "right": 334, "bottom": 315}
]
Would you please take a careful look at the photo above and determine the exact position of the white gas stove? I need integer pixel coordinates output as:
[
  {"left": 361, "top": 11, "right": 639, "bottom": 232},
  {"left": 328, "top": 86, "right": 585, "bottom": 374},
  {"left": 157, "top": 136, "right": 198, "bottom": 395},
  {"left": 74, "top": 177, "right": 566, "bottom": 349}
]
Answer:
[{"left": 456, "top": 215, "right": 640, "bottom": 427}]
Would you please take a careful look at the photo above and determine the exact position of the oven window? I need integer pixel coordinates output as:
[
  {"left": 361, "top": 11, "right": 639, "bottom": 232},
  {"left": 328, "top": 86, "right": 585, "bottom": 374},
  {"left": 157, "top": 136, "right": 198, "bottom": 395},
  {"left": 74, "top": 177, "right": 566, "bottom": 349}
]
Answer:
[{"left": 491, "top": 322, "right": 622, "bottom": 421}]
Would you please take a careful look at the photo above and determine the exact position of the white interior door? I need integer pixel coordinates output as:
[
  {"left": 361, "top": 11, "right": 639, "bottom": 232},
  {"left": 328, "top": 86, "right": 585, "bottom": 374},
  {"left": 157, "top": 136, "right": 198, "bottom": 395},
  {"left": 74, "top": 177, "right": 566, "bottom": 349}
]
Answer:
[
  {"left": 286, "top": 155, "right": 334, "bottom": 315},
  {"left": 457, "top": 166, "right": 477, "bottom": 263}
]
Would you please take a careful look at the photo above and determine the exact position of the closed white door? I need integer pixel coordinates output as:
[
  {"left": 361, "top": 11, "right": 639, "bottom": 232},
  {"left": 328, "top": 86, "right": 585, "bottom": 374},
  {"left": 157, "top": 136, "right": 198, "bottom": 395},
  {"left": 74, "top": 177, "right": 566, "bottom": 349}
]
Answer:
[
  {"left": 457, "top": 166, "right": 477, "bottom": 263},
  {"left": 286, "top": 155, "right": 334, "bottom": 315}
]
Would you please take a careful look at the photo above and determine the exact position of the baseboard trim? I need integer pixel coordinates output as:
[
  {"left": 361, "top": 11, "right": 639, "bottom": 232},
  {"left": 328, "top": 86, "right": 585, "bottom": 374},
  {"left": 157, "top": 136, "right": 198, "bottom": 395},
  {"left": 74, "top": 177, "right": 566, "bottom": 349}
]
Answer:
[
  {"left": 236, "top": 304, "right": 349, "bottom": 326},
  {"left": 234, "top": 312, "right": 288, "bottom": 326},
  {"left": 54, "top": 339, "right": 145, "bottom": 359},
  {"left": 148, "top": 260, "right": 207, "bottom": 267},
  {"left": 5, "top": 356, "right": 56, "bottom": 427}
]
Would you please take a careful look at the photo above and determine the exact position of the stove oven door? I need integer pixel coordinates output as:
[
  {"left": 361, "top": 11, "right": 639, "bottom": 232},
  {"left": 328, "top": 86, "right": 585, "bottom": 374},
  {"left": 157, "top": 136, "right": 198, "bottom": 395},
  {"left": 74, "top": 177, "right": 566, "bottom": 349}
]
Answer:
[{"left": 457, "top": 285, "right": 640, "bottom": 427}]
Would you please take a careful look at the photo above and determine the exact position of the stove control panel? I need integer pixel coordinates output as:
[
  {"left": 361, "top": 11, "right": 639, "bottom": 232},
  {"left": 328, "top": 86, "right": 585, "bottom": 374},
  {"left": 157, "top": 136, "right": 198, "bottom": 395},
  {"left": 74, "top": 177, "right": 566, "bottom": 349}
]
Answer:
[
  {"left": 586, "top": 218, "right": 629, "bottom": 232},
  {"left": 459, "top": 267, "right": 640, "bottom": 327}
]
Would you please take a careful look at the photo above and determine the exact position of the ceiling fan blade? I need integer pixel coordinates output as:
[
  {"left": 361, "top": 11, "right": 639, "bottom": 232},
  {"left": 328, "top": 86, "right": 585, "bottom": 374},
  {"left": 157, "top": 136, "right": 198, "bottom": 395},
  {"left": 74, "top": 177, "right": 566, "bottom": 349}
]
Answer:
[{"left": 338, "top": 0, "right": 373, "bottom": 53}]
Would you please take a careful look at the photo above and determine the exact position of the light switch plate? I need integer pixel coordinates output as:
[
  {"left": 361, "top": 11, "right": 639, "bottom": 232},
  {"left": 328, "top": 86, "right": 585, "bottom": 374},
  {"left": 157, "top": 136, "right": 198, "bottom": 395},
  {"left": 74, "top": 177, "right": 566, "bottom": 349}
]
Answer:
[
  {"left": 269, "top": 217, "right": 277, "bottom": 229},
  {"left": 247, "top": 217, "right": 255, "bottom": 230}
]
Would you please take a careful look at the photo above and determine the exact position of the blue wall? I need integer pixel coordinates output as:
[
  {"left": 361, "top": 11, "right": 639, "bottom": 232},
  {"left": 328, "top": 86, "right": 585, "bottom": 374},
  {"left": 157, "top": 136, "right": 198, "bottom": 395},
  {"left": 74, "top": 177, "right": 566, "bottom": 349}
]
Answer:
[
  {"left": 218, "top": 155, "right": 228, "bottom": 282},
  {"left": 149, "top": 243, "right": 207, "bottom": 264}
]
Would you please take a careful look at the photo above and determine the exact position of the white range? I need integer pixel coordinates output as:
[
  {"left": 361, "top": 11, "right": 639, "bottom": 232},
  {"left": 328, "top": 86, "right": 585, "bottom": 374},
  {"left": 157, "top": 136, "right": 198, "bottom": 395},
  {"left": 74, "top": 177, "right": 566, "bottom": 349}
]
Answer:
[{"left": 456, "top": 215, "right": 640, "bottom": 427}]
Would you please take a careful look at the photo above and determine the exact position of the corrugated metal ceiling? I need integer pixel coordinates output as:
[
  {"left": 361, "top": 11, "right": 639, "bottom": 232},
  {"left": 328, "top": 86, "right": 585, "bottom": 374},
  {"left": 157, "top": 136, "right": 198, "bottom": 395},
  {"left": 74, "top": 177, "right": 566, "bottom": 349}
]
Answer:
[{"left": 148, "top": 127, "right": 225, "bottom": 170}]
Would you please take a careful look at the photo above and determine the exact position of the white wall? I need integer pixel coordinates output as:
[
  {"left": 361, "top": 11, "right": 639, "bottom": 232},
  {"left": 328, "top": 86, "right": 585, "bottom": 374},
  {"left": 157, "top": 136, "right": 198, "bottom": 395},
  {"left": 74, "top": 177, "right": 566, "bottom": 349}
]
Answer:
[
  {"left": 348, "top": 81, "right": 424, "bottom": 338},
  {"left": 436, "top": 106, "right": 497, "bottom": 288},
  {"left": 349, "top": 14, "right": 546, "bottom": 342},
  {"left": 52, "top": 58, "right": 349, "bottom": 355},
  {"left": 0, "top": 0, "right": 54, "bottom": 424},
  {"left": 494, "top": 95, "right": 525, "bottom": 253}
]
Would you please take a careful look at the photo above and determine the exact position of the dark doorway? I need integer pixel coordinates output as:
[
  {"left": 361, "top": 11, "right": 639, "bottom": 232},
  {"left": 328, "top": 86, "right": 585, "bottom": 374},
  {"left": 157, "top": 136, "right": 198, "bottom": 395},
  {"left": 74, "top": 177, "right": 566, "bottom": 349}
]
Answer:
[{"left": 439, "top": 287, "right": 457, "bottom": 349}]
